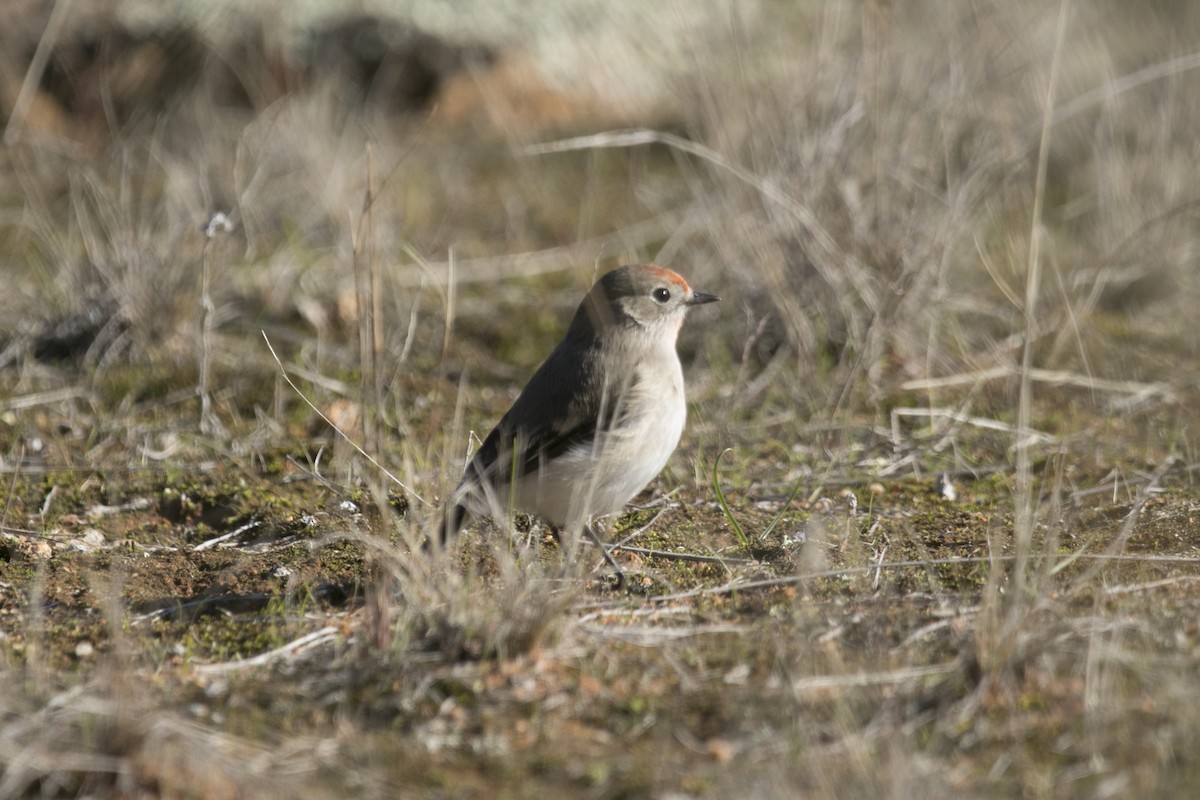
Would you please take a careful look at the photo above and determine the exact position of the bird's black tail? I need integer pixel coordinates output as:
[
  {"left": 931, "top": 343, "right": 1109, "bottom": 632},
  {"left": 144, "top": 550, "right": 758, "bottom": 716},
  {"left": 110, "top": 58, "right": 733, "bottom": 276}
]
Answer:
[{"left": 432, "top": 501, "right": 468, "bottom": 549}]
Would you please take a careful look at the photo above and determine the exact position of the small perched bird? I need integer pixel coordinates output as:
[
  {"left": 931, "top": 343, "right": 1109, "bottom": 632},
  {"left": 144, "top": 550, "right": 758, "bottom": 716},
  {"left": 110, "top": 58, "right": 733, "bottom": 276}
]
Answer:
[{"left": 441, "top": 264, "right": 719, "bottom": 579}]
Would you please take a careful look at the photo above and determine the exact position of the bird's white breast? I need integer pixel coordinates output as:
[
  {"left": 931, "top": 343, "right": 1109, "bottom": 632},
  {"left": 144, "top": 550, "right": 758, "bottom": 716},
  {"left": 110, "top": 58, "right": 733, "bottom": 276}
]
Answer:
[{"left": 514, "top": 342, "right": 687, "bottom": 529}]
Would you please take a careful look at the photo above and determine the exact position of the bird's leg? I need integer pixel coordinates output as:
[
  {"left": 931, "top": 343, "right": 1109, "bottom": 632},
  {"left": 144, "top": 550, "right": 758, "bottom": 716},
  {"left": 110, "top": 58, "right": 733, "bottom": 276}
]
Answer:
[
  {"left": 541, "top": 523, "right": 563, "bottom": 545},
  {"left": 581, "top": 522, "right": 626, "bottom": 589}
]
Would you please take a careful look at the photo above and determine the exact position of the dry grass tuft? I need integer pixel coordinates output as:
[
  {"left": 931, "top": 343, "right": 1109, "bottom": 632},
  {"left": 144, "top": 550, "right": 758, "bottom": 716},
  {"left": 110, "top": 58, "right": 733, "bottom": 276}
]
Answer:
[{"left": 0, "top": 668, "right": 311, "bottom": 798}]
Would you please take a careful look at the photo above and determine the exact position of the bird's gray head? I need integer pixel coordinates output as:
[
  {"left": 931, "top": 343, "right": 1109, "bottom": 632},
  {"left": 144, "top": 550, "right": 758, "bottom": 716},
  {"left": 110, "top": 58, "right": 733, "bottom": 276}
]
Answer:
[{"left": 571, "top": 264, "right": 719, "bottom": 341}]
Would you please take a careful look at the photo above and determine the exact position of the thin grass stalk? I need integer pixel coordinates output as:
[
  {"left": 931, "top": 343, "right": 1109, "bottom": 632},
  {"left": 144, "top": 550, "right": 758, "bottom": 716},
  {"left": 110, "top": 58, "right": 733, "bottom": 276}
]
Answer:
[
  {"left": 442, "top": 246, "right": 456, "bottom": 365},
  {"left": 199, "top": 213, "right": 231, "bottom": 436},
  {"left": 367, "top": 145, "right": 385, "bottom": 463},
  {"left": 352, "top": 157, "right": 371, "bottom": 474},
  {"left": 3, "top": 0, "right": 74, "bottom": 144},
  {"left": 1012, "top": 0, "right": 1071, "bottom": 610},
  {"left": 711, "top": 448, "right": 749, "bottom": 548}
]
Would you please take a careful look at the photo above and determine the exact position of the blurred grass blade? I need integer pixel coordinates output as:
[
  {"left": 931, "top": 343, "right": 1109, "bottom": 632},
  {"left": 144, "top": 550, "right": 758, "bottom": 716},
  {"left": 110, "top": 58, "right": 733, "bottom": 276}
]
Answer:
[
  {"left": 711, "top": 448, "right": 749, "bottom": 548},
  {"left": 762, "top": 473, "right": 805, "bottom": 541}
]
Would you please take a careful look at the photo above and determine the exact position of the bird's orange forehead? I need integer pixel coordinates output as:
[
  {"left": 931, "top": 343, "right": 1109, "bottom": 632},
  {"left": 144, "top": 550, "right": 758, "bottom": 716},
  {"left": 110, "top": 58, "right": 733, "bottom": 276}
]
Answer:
[{"left": 645, "top": 264, "right": 690, "bottom": 292}]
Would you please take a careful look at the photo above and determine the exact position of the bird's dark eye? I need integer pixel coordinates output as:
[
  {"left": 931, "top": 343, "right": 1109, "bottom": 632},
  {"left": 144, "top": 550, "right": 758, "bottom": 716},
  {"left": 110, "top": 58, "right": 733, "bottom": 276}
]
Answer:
[{"left": 652, "top": 287, "right": 671, "bottom": 303}]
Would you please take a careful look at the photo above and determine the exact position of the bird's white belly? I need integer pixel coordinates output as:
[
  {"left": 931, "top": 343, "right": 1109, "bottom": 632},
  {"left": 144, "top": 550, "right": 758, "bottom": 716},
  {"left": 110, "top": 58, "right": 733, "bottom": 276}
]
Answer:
[{"left": 515, "top": 360, "right": 686, "bottom": 528}]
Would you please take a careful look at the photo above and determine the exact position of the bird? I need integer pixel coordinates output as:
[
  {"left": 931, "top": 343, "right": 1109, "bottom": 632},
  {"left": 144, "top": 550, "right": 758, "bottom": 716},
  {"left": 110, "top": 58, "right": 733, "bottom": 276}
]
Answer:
[{"left": 440, "top": 264, "right": 719, "bottom": 582}]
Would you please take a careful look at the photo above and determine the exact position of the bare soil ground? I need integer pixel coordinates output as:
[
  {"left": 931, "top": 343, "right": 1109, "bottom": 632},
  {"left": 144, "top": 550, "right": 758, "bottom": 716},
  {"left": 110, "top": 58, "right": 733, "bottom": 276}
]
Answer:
[{"left": 3, "top": 396, "right": 1197, "bottom": 798}]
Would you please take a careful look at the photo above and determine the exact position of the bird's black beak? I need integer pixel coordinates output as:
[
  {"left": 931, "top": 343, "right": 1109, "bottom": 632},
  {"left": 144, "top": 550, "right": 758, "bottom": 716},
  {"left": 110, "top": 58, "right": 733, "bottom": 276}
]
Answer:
[{"left": 686, "top": 291, "right": 720, "bottom": 306}]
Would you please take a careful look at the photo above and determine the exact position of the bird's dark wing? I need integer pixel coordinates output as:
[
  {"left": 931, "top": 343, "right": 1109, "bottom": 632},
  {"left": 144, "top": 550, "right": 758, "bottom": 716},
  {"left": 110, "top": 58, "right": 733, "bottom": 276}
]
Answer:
[
  {"left": 443, "top": 339, "right": 598, "bottom": 542},
  {"left": 465, "top": 339, "right": 630, "bottom": 485}
]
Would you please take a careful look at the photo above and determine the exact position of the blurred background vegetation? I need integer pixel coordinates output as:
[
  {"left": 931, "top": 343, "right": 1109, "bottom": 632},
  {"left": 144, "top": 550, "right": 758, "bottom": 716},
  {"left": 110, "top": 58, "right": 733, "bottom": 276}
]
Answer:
[{"left": 3, "top": 0, "right": 1196, "bottom": 461}]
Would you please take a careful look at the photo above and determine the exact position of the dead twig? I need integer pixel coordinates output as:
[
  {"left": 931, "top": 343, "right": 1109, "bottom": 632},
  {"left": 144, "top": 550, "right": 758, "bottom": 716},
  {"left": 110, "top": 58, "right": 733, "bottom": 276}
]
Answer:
[
  {"left": 900, "top": 366, "right": 1173, "bottom": 402},
  {"left": 192, "top": 626, "right": 342, "bottom": 675}
]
